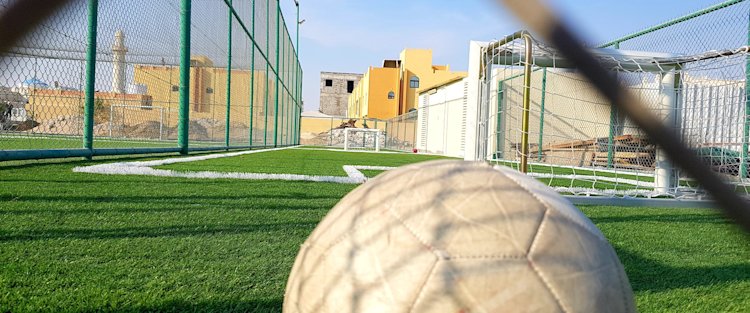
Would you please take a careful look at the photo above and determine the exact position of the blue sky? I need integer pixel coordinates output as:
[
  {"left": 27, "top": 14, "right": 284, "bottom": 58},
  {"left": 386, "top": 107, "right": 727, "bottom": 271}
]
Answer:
[{"left": 282, "top": 0, "right": 729, "bottom": 112}]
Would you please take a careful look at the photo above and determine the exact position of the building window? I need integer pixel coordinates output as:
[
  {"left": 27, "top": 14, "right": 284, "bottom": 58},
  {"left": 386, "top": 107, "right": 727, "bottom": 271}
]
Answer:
[
  {"left": 409, "top": 76, "right": 420, "bottom": 88},
  {"left": 325, "top": 79, "right": 333, "bottom": 87},
  {"left": 206, "top": 87, "right": 214, "bottom": 94},
  {"left": 347, "top": 81, "right": 355, "bottom": 93},
  {"left": 387, "top": 91, "right": 395, "bottom": 99},
  {"left": 171, "top": 85, "right": 179, "bottom": 92}
]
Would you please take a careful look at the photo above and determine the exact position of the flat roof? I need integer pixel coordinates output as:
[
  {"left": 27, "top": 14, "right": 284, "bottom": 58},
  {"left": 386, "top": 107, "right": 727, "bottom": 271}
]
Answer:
[
  {"left": 320, "top": 71, "right": 363, "bottom": 77},
  {"left": 418, "top": 75, "right": 468, "bottom": 95}
]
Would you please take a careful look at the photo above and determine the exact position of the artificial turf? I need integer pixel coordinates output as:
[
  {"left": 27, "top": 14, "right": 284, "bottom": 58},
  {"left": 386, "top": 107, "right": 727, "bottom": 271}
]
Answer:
[
  {"left": 0, "top": 136, "right": 225, "bottom": 150},
  {"left": 0, "top": 148, "right": 748, "bottom": 312},
  {"left": 158, "top": 149, "right": 641, "bottom": 190},
  {"left": 156, "top": 148, "right": 453, "bottom": 177}
]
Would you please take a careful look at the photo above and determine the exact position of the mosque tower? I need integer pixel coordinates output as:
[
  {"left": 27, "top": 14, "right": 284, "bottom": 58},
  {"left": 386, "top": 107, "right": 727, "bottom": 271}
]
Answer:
[{"left": 112, "top": 30, "right": 128, "bottom": 94}]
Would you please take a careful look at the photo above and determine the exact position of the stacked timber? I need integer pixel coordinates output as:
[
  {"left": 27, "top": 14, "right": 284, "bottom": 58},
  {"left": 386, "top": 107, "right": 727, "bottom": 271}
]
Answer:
[{"left": 530, "top": 135, "right": 656, "bottom": 170}]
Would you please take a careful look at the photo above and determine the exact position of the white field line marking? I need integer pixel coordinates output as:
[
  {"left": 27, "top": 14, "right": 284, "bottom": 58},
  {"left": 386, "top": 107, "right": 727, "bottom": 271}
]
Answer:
[
  {"left": 73, "top": 147, "right": 396, "bottom": 184},
  {"left": 528, "top": 173, "right": 655, "bottom": 188},
  {"left": 294, "top": 147, "right": 405, "bottom": 154}
]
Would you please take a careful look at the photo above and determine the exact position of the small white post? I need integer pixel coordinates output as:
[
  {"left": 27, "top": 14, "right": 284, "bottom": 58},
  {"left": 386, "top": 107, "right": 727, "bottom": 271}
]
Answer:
[
  {"left": 375, "top": 130, "right": 381, "bottom": 152},
  {"left": 109, "top": 105, "right": 114, "bottom": 138},
  {"left": 159, "top": 107, "right": 164, "bottom": 141},
  {"left": 344, "top": 128, "right": 349, "bottom": 151}
]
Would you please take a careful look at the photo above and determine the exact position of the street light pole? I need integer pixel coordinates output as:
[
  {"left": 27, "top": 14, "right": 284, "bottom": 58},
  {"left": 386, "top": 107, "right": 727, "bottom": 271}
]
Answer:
[
  {"left": 295, "top": 0, "right": 300, "bottom": 52},
  {"left": 294, "top": 0, "right": 304, "bottom": 145}
]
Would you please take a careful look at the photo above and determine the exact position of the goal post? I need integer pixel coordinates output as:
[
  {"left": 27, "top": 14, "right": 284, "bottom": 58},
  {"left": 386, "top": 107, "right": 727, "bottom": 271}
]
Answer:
[
  {"left": 108, "top": 105, "right": 167, "bottom": 141},
  {"left": 343, "top": 128, "right": 382, "bottom": 152}
]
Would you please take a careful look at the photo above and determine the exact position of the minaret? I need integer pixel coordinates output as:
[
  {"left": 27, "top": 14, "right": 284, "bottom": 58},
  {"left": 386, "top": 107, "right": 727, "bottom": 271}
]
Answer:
[{"left": 112, "top": 30, "right": 128, "bottom": 94}]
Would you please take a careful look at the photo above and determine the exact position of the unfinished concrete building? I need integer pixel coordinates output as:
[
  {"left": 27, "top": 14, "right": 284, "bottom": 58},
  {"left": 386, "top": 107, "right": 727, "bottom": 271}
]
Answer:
[{"left": 319, "top": 72, "right": 362, "bottom": 116}]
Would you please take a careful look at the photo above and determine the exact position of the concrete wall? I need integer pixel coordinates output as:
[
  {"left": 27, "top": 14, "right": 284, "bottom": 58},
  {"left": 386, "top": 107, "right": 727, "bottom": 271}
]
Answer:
[
  {"left": 320, "top": 72, "right": 362, "bottom": 116},
  {"left": 416, "top": 78, "right": 468, "bottom": 158}
]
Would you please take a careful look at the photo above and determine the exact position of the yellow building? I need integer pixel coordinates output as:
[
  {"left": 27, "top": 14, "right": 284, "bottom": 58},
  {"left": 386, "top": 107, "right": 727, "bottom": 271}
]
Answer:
[
  {"left": 133, "top": 56, "right": 273, "bottom": 127},
  {"left": 348, "top": 49, "right": 467, "bottom": 120},
  {"left": 24, "top": 56, "right": 281, "bottom": 141}
]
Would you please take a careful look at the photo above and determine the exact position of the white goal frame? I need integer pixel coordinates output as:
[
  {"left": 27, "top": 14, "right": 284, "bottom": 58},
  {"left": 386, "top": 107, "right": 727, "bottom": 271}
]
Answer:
[
  {"left": 343, "top": 128, "right": 382, "bottom": 152},
  {"left": 108, "top": 104, "right": 166, "bottom": 141},
  {"left": 467, "top": 39, "right": 688, "bottom": 196}
]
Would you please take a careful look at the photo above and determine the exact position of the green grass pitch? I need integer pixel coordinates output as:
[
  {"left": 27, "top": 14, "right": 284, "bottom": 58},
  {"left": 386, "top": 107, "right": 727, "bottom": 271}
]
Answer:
[
  {"left": 0, "top": 147, "right": 748, "bottom": 312},
  {"left": 0, "top": 135, "right": 227, "bottom": 150}
]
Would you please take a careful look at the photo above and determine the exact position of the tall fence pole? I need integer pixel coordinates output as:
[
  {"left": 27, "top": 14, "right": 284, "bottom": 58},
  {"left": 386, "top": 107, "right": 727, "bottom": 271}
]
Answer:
[
  {"left": 225, "top": 0, "right": 233, "bottom": 148},
  {"left": 295, "top": 1, "right": 300, "bottom": 145},
  {"left": 83, "top": 0, "right": 99, "bottom": 159},
  {"left": 178, "top": 0, "right": 192, "bottom": 155},
  {"left": 263, "top": 0, "right": 270, "bottom": 147},
  {"left": 249, "top": 0, "right": 256, "bottom": 146},
  {"left": 537, "top": 68, "right": 547, "bottom": 162},
  {"left": 496, "top": 81, "right": 505, "bottom": 159},
  {"left": 284, "top": 38, "right": 291, "bottom": 145},
  {"left": 299, "top": 69, "right": 303, "bottom": 145},
  {"left": 743, "top": 8, "right": 750, "bottom": 179},
  {"left": 273, "top": 1, "right": 281, "bottom": 147}
]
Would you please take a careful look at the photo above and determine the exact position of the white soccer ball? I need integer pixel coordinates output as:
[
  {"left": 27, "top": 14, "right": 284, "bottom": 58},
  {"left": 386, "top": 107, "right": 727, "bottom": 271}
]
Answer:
[{"left": 284, "top": 160, "right": 635, "bottom": 313}]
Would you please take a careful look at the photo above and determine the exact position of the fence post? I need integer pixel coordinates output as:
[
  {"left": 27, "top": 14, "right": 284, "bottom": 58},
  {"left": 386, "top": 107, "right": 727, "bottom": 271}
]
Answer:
[
  {"left": 295, "top": 1, "right": 301, "bottom": 146},
  {"left": 263, "top": 0, "right": 270, "bottom": 147},
  {"left": 249, "top": 0, "right": 256, "bottom": 146},
  {"left": 159, "top": 108, "right": 164, "bottom": 141},
  {"left": 83, "top": 0, "right": 99, "bottom": 159},
  {"left": 607, "top": 41, "right": 621, "bottom": 168},
  {"left": 273, "top": 1, "right": 281, "bottom": 147},
  {"left": 108, "top": 104, "right": 113, "bottom": 138},
  {"left": 396, "top": 117, "right": 400, "bottom": 150},
  {"left": 496, "top": 81, "right": 504, "bottom": 159},
  {"left": 742, "top": 9, "right": 750, "bottom": 179},
  {"left": 285, "top": 45, "right": 289, "bottom": 146},
  {"left": 178, "top": 0, "right": 192, "bottom": 155},
  {"left": 298, "top": 67, "right": 303, "bottom": 145},
  {"left": 538, "top": 68, "right": 547, "bottom": 161},
  {"left": 225, "top": 0, "right": 233, "bottom": 148}
]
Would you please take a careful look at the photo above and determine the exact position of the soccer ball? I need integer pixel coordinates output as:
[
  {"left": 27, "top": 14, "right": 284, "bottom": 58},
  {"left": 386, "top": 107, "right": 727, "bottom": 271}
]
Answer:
[{"left": 284, "top": 160, "right": 635, "bottom": 313}]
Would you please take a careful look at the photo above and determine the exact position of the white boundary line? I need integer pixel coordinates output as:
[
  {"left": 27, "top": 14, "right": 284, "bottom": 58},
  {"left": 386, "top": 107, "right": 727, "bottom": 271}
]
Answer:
[
  {"left": 529, "top": 173, "right": 654, "bottom": 188},
  {"left": 73, "top": 146, "right": 397, "bottom": 184},
  {"left": 295, "top": 147, "right": 405, "bottom": 154},
  {"left": 72, "top": 147, "right": 713, "bottom": 203}
]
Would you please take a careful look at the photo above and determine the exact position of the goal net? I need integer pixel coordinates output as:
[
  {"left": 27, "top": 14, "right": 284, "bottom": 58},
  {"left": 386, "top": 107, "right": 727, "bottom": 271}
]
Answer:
[
  {"left": 108, "top": 105, "right": 169, "bottom": 141},
  {"left": 343, "top": 128, "right": 383, "bottom": 152},
  {"left": 470, "top": 33, "right": 750, "bottom": 200}
]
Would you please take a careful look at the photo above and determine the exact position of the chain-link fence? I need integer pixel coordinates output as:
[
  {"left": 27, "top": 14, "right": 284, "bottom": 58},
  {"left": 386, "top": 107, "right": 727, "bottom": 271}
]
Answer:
[
  {"left": 478, "top": 0, "right": 750, "bottom": 199},
  {"left": 0, "top": 0, "right": 302, "bottom": 161},
  {"left": 383, "top": 112, "right": 418, "bottom": 152},
  {"left": 376, "top": 0, "right": 750, "bottom": 199}
]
